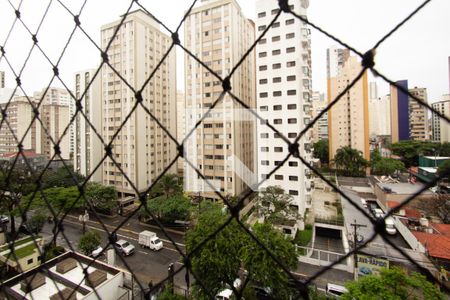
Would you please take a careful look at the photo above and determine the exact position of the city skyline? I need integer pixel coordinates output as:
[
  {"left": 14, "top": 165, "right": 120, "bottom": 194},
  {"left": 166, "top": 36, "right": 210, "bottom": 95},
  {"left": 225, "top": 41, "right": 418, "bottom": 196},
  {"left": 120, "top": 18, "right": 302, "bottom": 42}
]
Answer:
[{"left": 0, "top": 0, "right": 449, "bottom": 103}]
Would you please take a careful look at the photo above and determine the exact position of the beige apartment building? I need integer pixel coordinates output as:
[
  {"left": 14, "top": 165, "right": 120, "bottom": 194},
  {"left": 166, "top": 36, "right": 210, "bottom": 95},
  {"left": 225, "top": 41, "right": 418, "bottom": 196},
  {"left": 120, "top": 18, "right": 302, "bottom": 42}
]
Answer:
[
  {"left": 176, "top": 90, "right": 185, "bottom": 176},
  {"left": 432, "top": 95, "right": 450, "bottom": 142},
  {"left": 311, "top": 91, "right": 328, "bottom": 143},
  {"left": 409, "top": 87, "right": 429, "bottom": 141},
  {"left": 0, "top": 96, "right": 36, "bottom": 154},
  {"left": 184, "top": 0, "right": 255, "bottom": 200},
  {"left": 327, "top": 51, "right": 369, "bottom": 162},
  {"left": 100, "top": 10, "right": 176, "bottom": 197},
  {"left": 73, "top": 69, "right": 103, "bottom": 182}
]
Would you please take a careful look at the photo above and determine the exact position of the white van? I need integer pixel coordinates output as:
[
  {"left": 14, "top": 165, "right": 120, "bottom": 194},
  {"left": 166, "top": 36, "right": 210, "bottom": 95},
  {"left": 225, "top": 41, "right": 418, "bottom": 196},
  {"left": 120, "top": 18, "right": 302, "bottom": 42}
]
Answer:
[
  {"left": 215, "top": 278, "right": 241, "bottom": 300},
  {"left": 326, "top": 283, "right": 348, "bottom": 298},
  {"left": 384, "top": 217, "right": 397, "bottom": 235}
]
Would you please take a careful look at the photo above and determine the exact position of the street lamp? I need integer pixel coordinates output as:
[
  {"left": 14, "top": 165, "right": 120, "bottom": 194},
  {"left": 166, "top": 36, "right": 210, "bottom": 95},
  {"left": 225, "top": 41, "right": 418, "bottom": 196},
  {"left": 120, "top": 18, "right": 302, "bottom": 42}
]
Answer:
[{"left": 79, "top": 210, "right": 89, "bottom": 234}]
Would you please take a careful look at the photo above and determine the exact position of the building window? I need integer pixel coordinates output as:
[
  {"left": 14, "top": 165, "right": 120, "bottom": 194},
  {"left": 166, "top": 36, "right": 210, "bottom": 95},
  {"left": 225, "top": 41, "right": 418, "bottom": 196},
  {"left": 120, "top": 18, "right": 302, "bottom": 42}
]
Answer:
[
  {"left": 288, "top": 118, "right": 297, "bottom": 124},
  {"left": 286, "top": 47, "right": 295, "bottom": 53},
  {"left": 259, "top": 79, "right": 268, "bottom": 84},
  {"left": 274, "top": 147, "right": 283, "bottom": 152},
  {"left": 273, "top": 77, "right": 281, "bottom": 83},
  {"left": 260, "top": 105, "right": 268, "bottom": 111},
  {"left": 287, "top": 90, "right": 297, "bottom": 96},
  {"left": 274, "top": 119, "right": 282, "bottom": 124},
  {"left": 259, "top": 38, "right": 267, "bottom": 45},
  {"left": 272, "top": 63, "right": 281, "bottom": 69},
  {"left": 259, "top": 92, "right": 268, "bottom": 98},
  {"left": 273, "top": 91, "right": 282, "bottom": 97},
  {"left": 258, "top": 25, "right": 266, "bottom": 31},
  {"left": 287, "top": 75, "right": 296, "bottom": 81},
  {"left": 275, "top": 175, "right": 283, "bottom": 180},
  {"left": 260, "top": 133, "right": 269, "bottom": 138},
  {"left": 287, "top": 61, "right": 296, "bottom": 67},
  {"left": 261, "top": 147, "right": 269, "bottom": 152},
  {"left": 258, "top": 12, "right": 266, "bottom": 18},
  {"left": 287, "top": 104, "right": 297, "bottom": 110},
  {"left": 259, "top": 65, "right": 267, "bottom": 71},
  {"left": 27, "top": 258, "right": 33, "bottom": 265},
  {"left": 289, "top": 176, "right": 298, "bottom": 181},
  {"left": 286, "top": 19, "right": 295, "bottom": 25},
  {"left": 288, "top": 133, "right": 296, "bottom": 138},
  {"left": 286, "top": 33, "right": 295, "bottom": 39},
  {"left": 259, "top": 52, "right": 267, "bottom": 58},
  {"left": 271, "top": 8, "right": 279, "bottom": 15},
  {"left": 273, "top": 105, "right": 282, "bottom": 111},
  {"left": 272, "top": 49, "right": 281, "bottom": 56},
  {"left": 289, "top": 190, "right": 298, "bottom": 196},
  {"left": 273, "top": 22, "right": 280, "bottom": 28},
  {"left": 289, "top": 161, "right": 298, "bottom": 167},
  {"left": 272, "top": 36, "right": 280, "bottom": 42},
  {"left": 261, "top": 160, "right": 269, "bottom": 165}
]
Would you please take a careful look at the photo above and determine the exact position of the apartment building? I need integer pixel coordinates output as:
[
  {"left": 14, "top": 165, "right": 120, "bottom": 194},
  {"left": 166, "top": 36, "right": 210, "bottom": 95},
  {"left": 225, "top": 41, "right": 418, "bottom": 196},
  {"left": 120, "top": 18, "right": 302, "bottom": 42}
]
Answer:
[
  {"left": 73, "top": 69, "right": 103, "bottom": 182},
  {"left": 311, "top": 91, "right": 328, "bottom": 142},
  {"left": 0, "top": 96, "right": 36, "bottom": 155},
  {"left": 431, "top": 95, "right": 450, "bottom": 142},
  {"left": 256, "top": 0, "right": 313, "bottom": 217},
  {"left": 0, "top": 71, "right": 4, "bottom": 88},
  {"left": 184, "top": 0, "right": 255, "bottom": 200},
  {"left": 409, "top": 87, "right": 429, "bottom": 141},
  {"left": 34, "top": 87, "right": 74, "bottom": 158},
  {"left": 100, "top": 10, "right": 176, "bottom": 197},
  {"left": 369, "top": 94, "right": 391, "bottom": 137},
  {"left": 390, "top": 80, "right": 410, "bottom": 143},
  {"left": 327, "top": 50, "right": 369, "bottom": 162},
  {"left": 176, "top": 90, "right": 185, "bottom": 176}
]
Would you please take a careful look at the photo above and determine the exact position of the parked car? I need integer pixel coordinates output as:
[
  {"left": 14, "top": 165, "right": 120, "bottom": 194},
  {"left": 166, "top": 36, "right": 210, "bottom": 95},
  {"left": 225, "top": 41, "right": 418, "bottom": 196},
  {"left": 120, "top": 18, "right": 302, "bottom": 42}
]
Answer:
[
  {"left": 91, "top": 246, "right": 103, "bottom": 258},
  {"left": 326, "top": 283, "right": 348, "bottom": 298},
  {"left": 215, "top": 278, "right": 242, "bottom": 300},
  {"left": 0, "top": 215, "right": 9, "bottom": 224},
  {"left": 360, "top": 198, "right": 367, "bottom": 209},
  {"left": 384, "top": 217, "right": 397, "bottom": 235},
  {"left": 372, "top": 208, "right": 384, "bottom": 219},
  {"left": 115, "top": 239, "right": 135, "bottom": 256}
]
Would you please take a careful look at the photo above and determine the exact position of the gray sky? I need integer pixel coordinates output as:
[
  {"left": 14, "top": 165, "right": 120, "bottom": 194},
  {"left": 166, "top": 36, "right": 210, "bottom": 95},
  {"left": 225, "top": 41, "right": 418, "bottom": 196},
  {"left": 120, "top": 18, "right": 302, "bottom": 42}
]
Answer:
[{"left": 0, "top": 0, "right": 449, "bottom": 103}]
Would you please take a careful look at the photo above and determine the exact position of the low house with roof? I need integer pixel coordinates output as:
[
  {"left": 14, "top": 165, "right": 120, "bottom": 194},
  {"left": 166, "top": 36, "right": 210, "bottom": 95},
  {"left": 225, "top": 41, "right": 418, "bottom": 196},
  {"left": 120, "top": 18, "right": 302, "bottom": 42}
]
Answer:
[
  {"left": 0, "top": 235, "right": 44, "bottom": 273},
  {"left": 412, "top": 223, "right": 450, "bottom": 270},
  {"left": 0, "top": 251, "right": 133, "bottom": 300},
  {"left": 0, "top": 150, "right": 47, "bottom": 171}
]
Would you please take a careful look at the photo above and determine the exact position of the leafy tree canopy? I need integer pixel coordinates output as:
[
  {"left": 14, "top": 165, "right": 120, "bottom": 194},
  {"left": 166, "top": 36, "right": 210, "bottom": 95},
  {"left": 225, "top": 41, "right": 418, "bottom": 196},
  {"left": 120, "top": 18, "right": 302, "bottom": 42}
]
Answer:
[
  {"left": 342, "top": 267, "right": 445, "bottom": 300},
  {"left": 371, "top": 150, "right": 405, "bottom": 176},
  {"left": 391, "top": 141, "right": 450, "bottom": 168},
  {"left": 78, "top": 231, "right": 101, "bottom": 256},
  {"left": 313, "top": 139, "right": 329, "bottom": 165},
  {"left": 333, "top": 146, "right": 368, "bottom": 177},
  {"left": 256, "top": 186, "right": 298, "bottom": 225},
  {"left": 141, "top": 194, "right": 191, "bottom": 224}
]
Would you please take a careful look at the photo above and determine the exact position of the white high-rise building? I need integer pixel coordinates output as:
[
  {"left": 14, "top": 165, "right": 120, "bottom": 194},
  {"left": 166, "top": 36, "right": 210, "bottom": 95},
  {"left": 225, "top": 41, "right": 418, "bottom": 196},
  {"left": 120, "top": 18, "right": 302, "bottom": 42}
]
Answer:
[
  {"left": 73, "top": 69, "right": 103, "bottom": 182},
  {"left": 256, "top": 0, "right": 313, "bottom": 219},
  {"left": 311, "top": 91, "right": 328, "bottom": 142},
  {"left": 432, "top": 95, "right": 450, "bottom": 142},
  {"left": 34, "top": 87, "right": 75, "bottom": 158},
  {"left": 100, "top": 10, "right": 176, "bottom": 197},
  {"left": 0, "top": 71, "right": 4, "bottom": 88},
  {"left": 184, "top": 0, "right": 256, "bottom": 200},
  {"left": 176, "top": 90, "right": 185, "bottom": 175},
  {"left": 369, "top": 82, "right": 391, "bottom": 137}
]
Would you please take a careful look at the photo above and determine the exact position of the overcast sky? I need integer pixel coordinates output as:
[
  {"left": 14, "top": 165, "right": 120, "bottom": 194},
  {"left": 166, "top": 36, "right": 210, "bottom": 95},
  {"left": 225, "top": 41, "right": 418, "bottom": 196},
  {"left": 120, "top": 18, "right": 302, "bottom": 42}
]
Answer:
[{"left": 0, "top": 0, "right": 449, "bottom": 103}]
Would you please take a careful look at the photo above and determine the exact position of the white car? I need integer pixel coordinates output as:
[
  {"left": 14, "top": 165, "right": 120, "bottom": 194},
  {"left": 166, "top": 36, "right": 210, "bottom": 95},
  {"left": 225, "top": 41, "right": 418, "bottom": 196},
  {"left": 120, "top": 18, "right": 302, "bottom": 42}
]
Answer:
[
  {"left": 360, "top": 198, "right": 367, "bottom": 209},
  {"left": 115, "top": 239, "right": 135, "bottom": 256},
  {"left": 326, "top": 283, "right": 348, "bottom": 298},
  {"left": 372, "top": 208, "right": 384, "bottom": 219},
  {"left": 91, "top": 246, "right": 103, "bottom": 258},
  {"left": 384, "top": 217, "right": 397, "bottom": 235}
]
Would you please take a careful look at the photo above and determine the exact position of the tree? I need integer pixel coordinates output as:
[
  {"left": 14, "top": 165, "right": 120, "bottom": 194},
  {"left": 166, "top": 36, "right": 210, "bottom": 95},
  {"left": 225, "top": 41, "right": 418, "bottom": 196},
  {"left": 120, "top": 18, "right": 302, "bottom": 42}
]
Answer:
[
  {"left": 41, "top": 167, "right": 85, "bottom": 188},
  {"left": 256, "top": 186, "right": 298, "bottom": 224},
  {"left": 149, "top": 174, "right": 182, "bottom": 199},
  {"left": 186, "top": 204, "right": 298, "bottom": 299},
  {"left": 437, "top": 159, "right": 450, "bottom": 182},
  {"left": 371, "top": 150, "right": 405, "bottom": 176},
  {"left": 313, "top": 139, "right": 329, "bottom": 165},
  {"left": 78, "top": 231, "right": 101, "bottom": 256},
  {"left": 26, "top": 210, "right": 47, "bottom": 234},
  {"left": 141, "top": 195, "right": 191, "bottom": 224},
  {"left": 342, "top": 267, "right": 445, "bottom": 300},
  {"left": 390, "top": 141, "right": 450, "bottom": 168},
  {"left": 333, "top": 146, "right": 368, "bottom": 177},
  {"left": 85, "top": 182, "right": 118, "bottom": 214}
]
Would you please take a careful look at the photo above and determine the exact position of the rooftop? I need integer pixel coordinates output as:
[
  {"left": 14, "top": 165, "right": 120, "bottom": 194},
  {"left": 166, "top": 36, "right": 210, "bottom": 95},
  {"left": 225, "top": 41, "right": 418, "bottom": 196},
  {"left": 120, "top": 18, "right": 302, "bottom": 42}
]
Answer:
[
  {"left": 413, "top": 231, "right": 450, "bottom": 261},
  {"left": 377, "top": 182, "right": 433, "bottom": 195}
]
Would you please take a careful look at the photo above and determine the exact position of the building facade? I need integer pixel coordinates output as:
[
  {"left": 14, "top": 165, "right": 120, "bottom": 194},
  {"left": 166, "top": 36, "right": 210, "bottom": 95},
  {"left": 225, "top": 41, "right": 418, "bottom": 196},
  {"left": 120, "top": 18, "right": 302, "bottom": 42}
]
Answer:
[
  {"left": 100, "top": 10, "right": 176, "bottom": 197},
  {"left": 184, "top": 0, "right": 255, "bottom": 200},
  {"left": 408, "top": 87, "right": 429, "bottom": 141},
  {"left": 311, "top": 91, "right": 328, "bottom": 142},
  {"left": 390, "top": 80, "right": 410, "bottom": 143},
  {"left": 0, "top": 96, "right": 36, "bottom": 155},
  {"left": 73, "top": 69, "right": 103, "bottom": 182},
  {"left": 34, "top": 87, "right": 74, "bottom": 159},
  {"left": 327, "top": 51, "right": 369, "bottom": 162},
  {"left": 432, "top": 95, "right": 450, "bottom": 142},
  {"left": 256, "top": 0, "right": 313, "bottom": 218},
  {"left": 0, "top": 71, "right": 4, "bottom": 88},
  {"left": 176, "top": 90, "right": 185, "bottom": 176},
  {"left": 369, "top": 94, "right": 391, "bottom": 137}
]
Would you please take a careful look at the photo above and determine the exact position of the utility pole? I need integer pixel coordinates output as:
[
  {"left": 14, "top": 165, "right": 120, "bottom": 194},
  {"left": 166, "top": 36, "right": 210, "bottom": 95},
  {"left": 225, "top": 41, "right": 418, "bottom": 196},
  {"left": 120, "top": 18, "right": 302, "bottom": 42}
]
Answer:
[{"left": 350, "top": 219, "right": 367, "bottom": 279}]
